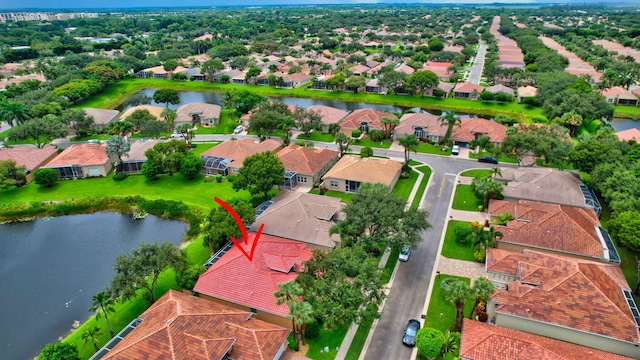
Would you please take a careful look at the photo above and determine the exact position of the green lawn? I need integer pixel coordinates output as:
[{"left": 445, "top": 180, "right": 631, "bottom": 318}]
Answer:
[
  {"left": 392, "top": 170, "right": 418, "bottom": 201},
  {"left": 0, "top": 172, "right": 249, "bottom": 210},
  {"left": 355, "top": 137, "right": 392, "bottom": 149},
  {"left": 468, "top": 151, "right": 518, "bottom": 164},
  {"left": 441, "top": 220, "right": 475, "bottom": 262},
  {"left": 191, "top": 109, "right": 238, "bottom": 134},
  {"left": 411, "top": 165, "right": 432, "bottom": 209},
  {"left": 614, "top": 105, "right": 640, "bottom": 118},
  {"left": 415, "top": 142, "right": 451, "bottom": 156},
  {"left": 188, "top": 142, "right": 219, "bottom": 157},
  {"left": 451, "top": 184, "right": 482, "bottom": 212},
  {"left": 459, "top": 169, "right": 491, "bottom": 179},
  {"left": 297, "top": 132, "right": 335, "bottom": 143},
  {"left": 306, "top": 325, "right": 349, "bottom": 360}
]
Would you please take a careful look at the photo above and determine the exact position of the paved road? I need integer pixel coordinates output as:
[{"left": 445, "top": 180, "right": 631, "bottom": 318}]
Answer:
[{"left": 468, "top": 41, "right": 487, "bottom": 85}]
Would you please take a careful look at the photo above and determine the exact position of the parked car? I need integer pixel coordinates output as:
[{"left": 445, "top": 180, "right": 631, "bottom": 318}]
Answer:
[
  {"left": 402, "top": 319, "right": 421, "bottom": 347},
  {"left": 171, "top": 132, "right": 184, "bottom": 138},
  {"left": 87, "top": 139, "right": 100, "bottom": 144},
  {"left": 451, "top": 145, "right": 459, "bottom": 155},
  {"left": 234, "top": 125, "right": 244, "bottom": 134},
  {"left": 478, "top": 156, "right": 499, "bottom": 164},
  {"left": 399, "top": 245, "right": 411, "bottom": 262}
]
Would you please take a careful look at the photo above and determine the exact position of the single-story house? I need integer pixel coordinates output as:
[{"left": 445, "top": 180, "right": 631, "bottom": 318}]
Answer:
[
  {"left": 276, "top": 72, "right": 313, "bottom": 89},
  {"left": 194, "top": 234, "right": 312, "bottom": 329},
  {"left": 484, "top": 84, "right": 515, "bottom": 96},
  {"left": 321, "top": 155, "right": 403, "bottom": 193},
  {"left": 120, "top": 139, "right": 161, "bottom": 174},
  {"left": 200, "top": 138, "right": 282, "bottom": 176},
  {"left": 460, "top": 319, "right": 632, "bottom": 360},
  {"left": 494, "top": 167, "right": 601, "bottom": 214},
  {"left": 489, "top": 199, "right": 619, "bottom": 263},
  {"left": 0, "top": 145, "right": 58, "bottom": 182},
  {"left": 250, "top": 190, "right": 344, "bottom": 249},
  {"left": 179, "top": 67, "right": 206, "bottom": 81},
  {"left": 422, "top": 81, "right": 453, "bottom": 97},
  {"left": 616, "top": 128, "right": 640, "bottom": 142},
  {"left": 350, "top": 64, "right": 371, "bottom": 77},
  {"left": 454, "top": 82, "right": 484, "bottom": 100},
  {"left": 600, "top": 86, "right": 638, "bottom": 106},
  {"left": 517, "top": 85, "right": 537, "bottom": 103},
  {"left": 310, "top": 74, "right": 338, "bottom": 91},
  {"left": 395, "top": 64, "right": 415, "bottom": 75},
  {"left": 365, "top": 78, "right": 387, "bottom": 94},
  {"left": 43, "top": 143, "right": 112, "bottom": 179},
  {"left": 394, "top": 113, "right": 445, "bottom": 142},
  {"left": 120, "top": 105, "right": 165, "bottom": 121},
  {"left": 82, "top": 108, "right": 119, "bottom": 131},
  {"left": 276, "top": 145, "right": 339, "bottom": 188},
  {"left": 486, "top": 248, "right": 640, "bottom": 358},
  {"left": 450, "top": 118, "right": 507, "bottom": 147},
  {"left": 423, "top": 62, "right": 453, "bottom": 81},
  {"left": 175, "top": 102, "right": 221, "bottom": 127},
  {"left": 212, "top": 69, "right": 244, "bottom": 83},
  {"left": 98, "top": 290, "right": 290, "bottom": 360},
  {"left": 135, "top": 65, "right": 189, "bottom": 79},
  {"left": 339, "top": 108, "right": 397, "bottom": 134},
  {"left": 306, "top": 105, "right": 349, "bottom": 133},
  {"left": 0, "top": 73, "right": 46, "bottom": 91}
]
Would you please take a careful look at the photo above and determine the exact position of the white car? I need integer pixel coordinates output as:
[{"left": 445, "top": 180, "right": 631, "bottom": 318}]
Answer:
[
  {"left": 234, "top": 125, "right": 244, "bottom": 134},
  {"left": 451, "top": 145, "right": 460, "bottom": 155},
  {"left": 171, "top": 132, "right": 184, "bottom": 138},
  {"left": 399, "top": 245, "right": 411, "bottom": 262}
]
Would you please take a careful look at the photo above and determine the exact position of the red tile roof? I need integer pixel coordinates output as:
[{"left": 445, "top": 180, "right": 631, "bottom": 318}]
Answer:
[
  {"left": 454, "top": 82, "right": 484, "bottom": 94},
  {"left": 339, "top": 108, "right": 397, "bottom": 131},
  {"left": 45, "top": 143, "right": 109, "bottom": 167},
  {"left": 487, "top": 248, "right": 639, "bottom": 344},
  {"left": 201, "top": 138, "right": 282, "bottom": 169},
  {"left": 306, "top": 105, "right": 349, "bottom": 126},
  {"left": 460, "top": 319, "right": 632, "bottom": 360},
  {"left": 616, "top": 128, "right": 640, "bottom": 142},
  {"left": 489, "top": 199, "right": 605, "bottom": 258},
  {"left": 276, "top": 145, "right": 338, "bottom": 176},
  {"left": 102, "top": 290, "right": 290, "bottom": 360},
  {"left": 194, "top": 234, "right": 313, "bottom": 317},
  {"left": 0, "top": 145, "right": 58, "bottom": 171},
  {"left": 452, "top": 118, "right": 507, "bottom": 144}
]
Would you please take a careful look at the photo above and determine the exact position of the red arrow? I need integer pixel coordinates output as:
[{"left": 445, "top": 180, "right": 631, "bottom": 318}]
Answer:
[{"left": 214, "top": 197, "right": 264, "bottom": 262}]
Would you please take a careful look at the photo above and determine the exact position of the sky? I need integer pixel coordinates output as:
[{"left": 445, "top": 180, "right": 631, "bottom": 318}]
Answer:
[{"left": 0, "top": 0, "right": 608, "bottom": 11}]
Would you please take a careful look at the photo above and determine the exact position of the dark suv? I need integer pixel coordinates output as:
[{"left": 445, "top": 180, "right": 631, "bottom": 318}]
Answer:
[
  {"left": 402, "top": 319, "right": 421, "bottom": 347},
  {"left": 478, "top": 156, "right": 498, "bottom": 164}
]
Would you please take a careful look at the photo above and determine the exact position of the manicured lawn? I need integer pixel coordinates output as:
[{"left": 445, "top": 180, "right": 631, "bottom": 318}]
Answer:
[
  {"left": 308, "top": 189, "right": 354, "bottom": 203},
  {"left": 614, "top": 105, "right": 640, "bottom": 118},
  {"left": 0, "top": 172, "right": 249, "bottom": 210},
  {"left": 192, "top": 109, "right": 238, "bottom": 134},
  {"left": 297, "top": 132, "right": 335, "bottom": 143},
  {"left": 416, "top": 142, "right": 451, "bottom": 156},
  {"left": 355, "top": 137, "right": 392, "bottom": 149},
  {"left": 468, "top": 151, "right": 518, "bottom": 164},
  {"left": 306, "top": 325, "right": 349, "bottom": 360},
  {"left": 188, "top": 142, "right": 219, "bottom": 157},
  {"left": 381, "top": 248, "right": 400, "bottom": 284},
  {"left": 441, "top": 220, "right": 475, "bottom": 262},
  {"left": 459, "top": 169, "right": 491, "bottom": 179},
  {"left": 392, "top": 169, "right": 418, "bottom": 201},
  {"left": 411, "top": 165, "right": 432, "bottom": 209},
  {"left": 452, "top": 184, "right": 482, "bottom": 212}
]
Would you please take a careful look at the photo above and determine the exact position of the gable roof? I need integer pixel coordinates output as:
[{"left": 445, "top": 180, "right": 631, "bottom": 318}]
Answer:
[
  {"left": 451, "top": 118, "right": 507, "bottom": 143},
  {"left": 306, "top": 105, "right": 349, "bottom": 126},
  {"left": 176, "top": 102, "right": 221, "bottom": 123},
  {"left": 517, "top": 86, "right": 537, "bottom": 98},
  {"left": 495, "top": 167, "right": 588, "bottom": 208},
  {"left": 0, "top": 145, "right": 58, "bottom": 171},
  {"left": 250, "top": 190, "right": 344, "bottom": 248},
  {"left": 487, "top": 248, "right": 639, "bottom": 344},
  {"left": 120, "top": 105, "right": 165, "bottom": 121},
  {"left": 489, "top": 199, "right": 606, "bottom": 259},
  {"left": 460, "top": 319, "right": 633, "bottom": 360},
  {"left": 194, "top": 234, "right": 312, "bottom": 317},
  {"left": 339, "top": 108, "right": 397, "bottom": 131},
  {"left": 395, "top": 113, "right": 445, "bottom": 136},
  {"left": 276, "top": 145, "right": 339, "bottom": 176},
  {"left": 350, "top": 64, "right": 370, "bottom": 74},
  {"left": 200, "top": 138, "right": 282, "bottom": 170},
  {"left": 82, "top": 108, "right": 120, "bottom": 126},
  {"left": 322, "top": 155, "right": 402, "bottom": 187},
  {"left": 616, "top": 128, "right": 640, "bottom": 142},
  {"left": 121, "top": 139, "right": 162, "bottom": 163},
  {"left": 485, "top": 84, "right": 515, "bottom": 96},
  {"left": 102, "top": 290, "right": 290, "bottom": 360},
  {"left": 600, "top": 86, "right": 636, "bottom": 99},
  {"left": 45, "top": 144, "right": 109, "bottom": 167},
  {"left": 454, "top": 82, "right": 483, "bottom": 94}
]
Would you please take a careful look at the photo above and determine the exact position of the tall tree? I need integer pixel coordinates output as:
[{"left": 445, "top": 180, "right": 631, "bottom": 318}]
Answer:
[
  {"left": 0, "top": 99, "right": 28, "bottom": 127},
  {"left": 152, "top": 89, "right": 180, "bottom": 108},
  {"left": 469, "top": 277, "right": 495, "bottom": 319},
  {"left": 62, "top": 109, "right": 94, "bottom": 138},
  {"left": 105, "top": 135, "right": 130, "bottom": 173},
  {"left": 202, "top": 199, "right": 256, "bottom": 253},
  {"left": 222, "top": 91, "right": 237, "bottom": 120},
  {"left": 0, "top": 159, "right": 27, "bottom": 188},
  {"left": 335, "top": 132, "right": 352, "bottom": 157},
  {"left": 275, "top": 281, "right": 313, "bottom": 350},
  {"left": 109, "top": 242, "right": 188, "bottom": 303},
  {"left": 398, "top": 133, "right": 419, "bottom": 163},
  {"left": 36, "top": 343, "right": 80, "bottom": 360},
  {"left": 380, "top": 116, "right": 399, "bottom": 140},
  {"left": 202, "top": 58, "right": 224, "bottom": 81},
  {"left": 81, "top": 326, "right": 104, "bottom": 352},
  {"left": 10, "top": 115, "right": 67, "bottom": 148},
  {"left": 438, "top": 110, "right": 461, "bottom": 144},
  {"left": 292, "top": 107, "right": 322, "bottom": 137},
  {"left": 176, "top": 123, "right": 194, "bottom": 148},
  {"left": 89, "top": 291, "right": 116, "bottom": 337},
  {"left": 161, "top": 108, "right": 177, "bottom": 126},
  {"left": 232, "top": 151, "right": 284, "bottom": 205},
  {"left": 249, "top": 102, "right": 292, "bottom": 139},
  {"left": 278, "top": 116, "right": 296, "bottom": 145},
  {"left": 406, "top": 70, "right": 439, "bottom": 96},
  {"left": 441, "top": 278, "right": 471, "bottom": 331},
  {"left": 471, "top": 177, "right": 503, "bottom": 210},
  {"left": 607, "top": 211, "right": 640, "bottom": 294}
]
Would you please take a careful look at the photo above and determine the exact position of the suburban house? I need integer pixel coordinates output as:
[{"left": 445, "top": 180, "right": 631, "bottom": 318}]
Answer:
[
  {"left": 485, "top": 248, "right": 640, "bottom": 358},
  {"left": 272, "top": 72, "right": 313, "bottom": 88},
  {"left": 135, "top": 65, "right": 189, "bottom": 79},
  {"left": 450, "top": 118, "right": 507, "bottom": 148},
  {"left": 310, "top": 74, "right": 337, "bottom": 90},
  {"left": 120, "top": 105, "right": 165, "bottom": 121},
  {"left": 350, "top": 64, "right": 371, "bottom": 77},
  {"left": 212, "top": 69, "right": 244, "bottom": 83},
  {"left": 453, "top": 82, "right": 484, "bottom": 100},
  {"left": 484, "top": 84, "right": 515, "bottom": 97},
  {"left": 517, "top": 85, "right": 537, "bottom": 103},
  {"left": 394, "top": 115, "right": 506, "bottom": 147},
  {"left": 175, "top": 102, "right": 221, "bottom": 127},
  {"left": 423, "top": 61, "right": 453, "bottom": 81},
  {"left": 338, "top": 108, "right": 397, "bottom": 134},
  {"left": 494, "top": 167, "right": 601, "bottom": 215},
  {"left": 395, "top": 63, "right": 415, "bottom": 75},
  {"left": 119, "top": 139, "right": 161, "bottom": 175},
  {"left": 306, "top": 105, "right": 349, "bottom": 133},
  {"left": 276, "top": 145, "right": 339, "bottom": 188},
  {"left": 200, "top": 138, "right": 282, "bottom": 176},
  {"left": 250, "top": 190, "right": 344, "bottom": 249},
  {"left": 600, "top": 86, "right": 638, "bottom": 106},
  {"left": 459, "top": 319, "right": 632, "bottom": 360},
  {"left": 394, "top": 113, "right": 445, "bottom": 142},
  {"left": 365, "top": 78, "right": 387, "bottom": 94},
  {"left": 96, "top": 290, "right": 290, "bottom": 360},
  {"left": 194, "top": 234, "right": 312, "bottom": 329},
  {"left": 43, "top": 143, "right": 112, "bottom": 179},
  {"left": 321, "top": 155, "right": 403, "bottom": 193},
  {"left": 422, "top": 81, "right": 453, "bottom": 97},
  {"left": 616, "top": 128, "right": 640, "bottom": 142},
  {"left": 488, "top": 199, "right": 620, "bottom": 263},
  {"left": 0, "top": 146, "right": 58, "bottom": 182},
  {"left": 82, "top": 108, "right": 119, "bottom": 131}
]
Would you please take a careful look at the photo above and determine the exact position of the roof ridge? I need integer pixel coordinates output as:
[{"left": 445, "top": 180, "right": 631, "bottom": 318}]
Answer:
[{"left": 577, "top": 264, "right": 635, "bottom": 324}]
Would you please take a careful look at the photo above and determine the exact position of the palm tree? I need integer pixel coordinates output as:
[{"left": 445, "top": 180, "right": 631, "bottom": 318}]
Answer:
[
  {"left": 398, "top": 134, "right": 419, "bottom": 163},
  {"left": 491, "top": 167, "right": 502, "bottom": 179},
  {"left": 278, "top": 116, "right": 296, "bottom": 145},
  {"left": 222, "top": 91, "right": 237, "bottom": 121},
  {"left": 334, "top": 132, "right": 352, "bottom": 157},
  {"left": 275, "top": 281, "right": 306, "bottom": 350},
  {"left": 469, "top": 277, "right": 495, "bottom": 319},
  {"left": 438, "top": 110, "right": 461, "bottom": 145},
  {"left": 81, "top": 325, "right": 104, "bottom": 352},
  {"left": 105, "top": 136, "right": 131, "bottom": 175},
  {"left": 0, "top": 99, "right": 28, "bottom": 127},
  {"left": 467, "top": 225, "right": 503, "bottom": 252},
  {"left": 380, "top": 116, "right": 399, "bottom": 140},
  {"left": 441, "top": 278, "right": 471, "bottom": 331},
  {"left": 290, "top": 300, "right": 314, "bottom": 347},
  {"left": 89, "top": 292, "right": 116, "bottom": 337},
  {"left": 161, "top": 108, "right": 177, "bottom": 127}
]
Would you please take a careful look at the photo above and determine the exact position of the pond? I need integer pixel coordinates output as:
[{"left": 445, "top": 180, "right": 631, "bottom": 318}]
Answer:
[
  {"left": 609, "top": 117, "right": 640, "bottom": 131},
  {"left": 0, "top": 213, "right": 187, "bottom": 360},
  {"left": 119, "top": 89, "right": 483, "bottom": 118}
]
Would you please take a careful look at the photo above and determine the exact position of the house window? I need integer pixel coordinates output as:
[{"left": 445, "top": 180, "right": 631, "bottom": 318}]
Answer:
[
  {"left": 88, "top": 168, "right": 100, "bottom": 176},
  {"left": 249, "top": 308, "right": 257, "bottom": 314},
  {"left": 360, "top": 121, "right": 369, "bottom": 133},
  {"left": 414, "top": 127, "right": 424, "bottom": 138},
  {"left": 330, "top": 180, "right": 338, "bottom": 188},
  {"left": 232, "top": 167, "right": 239, "bottom": 173},
  {"left": 607, "top": 98, "right": 614, "bottom": 103},
  {"left": 297, "top": 176, "right": 307, "bottom": 183}
]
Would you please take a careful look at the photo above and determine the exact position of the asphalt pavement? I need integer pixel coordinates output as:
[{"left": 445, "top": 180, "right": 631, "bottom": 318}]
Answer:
[{"left": 468, "top": 41, "right": 487, "bottom": 85}]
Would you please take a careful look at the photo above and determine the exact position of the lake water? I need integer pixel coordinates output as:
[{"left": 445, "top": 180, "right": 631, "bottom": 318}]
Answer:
[{"left": 0, "top": 213, "right": 187, "bottom": 360}]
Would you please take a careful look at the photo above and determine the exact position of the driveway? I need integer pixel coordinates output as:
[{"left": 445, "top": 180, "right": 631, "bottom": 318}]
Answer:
[{"left": 468, "top": 41, "right": 487, "bottom": 85}]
